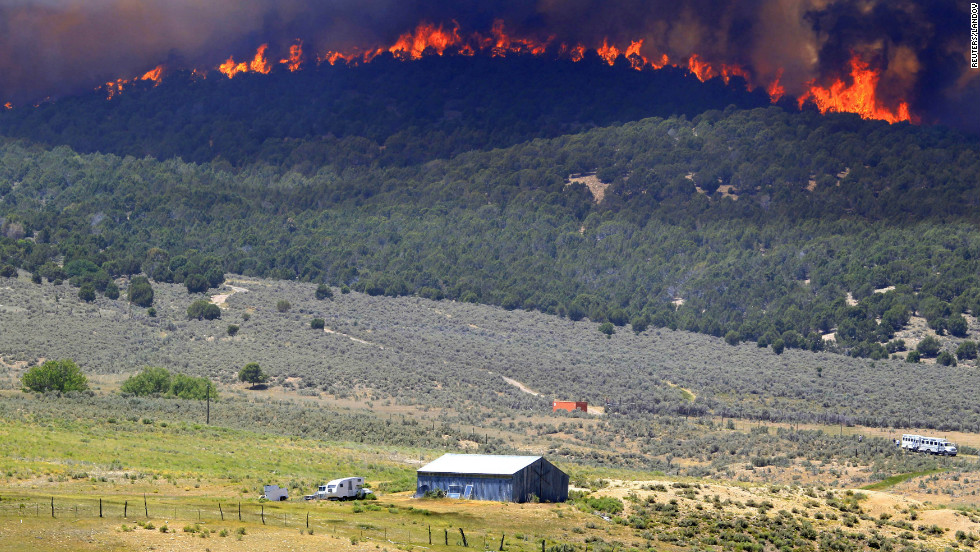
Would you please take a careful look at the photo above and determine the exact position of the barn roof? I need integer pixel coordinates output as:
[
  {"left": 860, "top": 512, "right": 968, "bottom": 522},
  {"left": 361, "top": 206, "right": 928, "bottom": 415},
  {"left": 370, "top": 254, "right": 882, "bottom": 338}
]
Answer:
[{"left": 417, "top": 454, "right": 543, "bottom": 476}]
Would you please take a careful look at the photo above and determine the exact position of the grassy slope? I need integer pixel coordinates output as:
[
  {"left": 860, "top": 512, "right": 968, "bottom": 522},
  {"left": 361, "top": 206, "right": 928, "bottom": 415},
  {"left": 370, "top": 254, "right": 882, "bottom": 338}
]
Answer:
[{"left": 1, "top": 272, "right": 979, "bottom": 430}]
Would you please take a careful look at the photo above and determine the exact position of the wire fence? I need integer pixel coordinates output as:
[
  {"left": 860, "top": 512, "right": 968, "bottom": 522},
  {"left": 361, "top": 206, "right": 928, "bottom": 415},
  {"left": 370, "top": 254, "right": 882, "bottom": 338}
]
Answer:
[{"left": 0, "top": 493, "right": 581, "bottom": 551}]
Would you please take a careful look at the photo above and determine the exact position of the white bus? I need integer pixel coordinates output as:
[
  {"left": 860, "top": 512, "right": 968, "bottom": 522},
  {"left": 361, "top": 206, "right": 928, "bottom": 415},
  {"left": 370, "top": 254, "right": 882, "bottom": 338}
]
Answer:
[{"left": 900, "top": 434, "right": 957, "bottom": 456}]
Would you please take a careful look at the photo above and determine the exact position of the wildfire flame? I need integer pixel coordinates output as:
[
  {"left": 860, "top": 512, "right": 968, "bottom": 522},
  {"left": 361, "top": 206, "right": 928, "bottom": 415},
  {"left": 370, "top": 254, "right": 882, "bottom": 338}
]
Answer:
[
  {"left": 219, "top": 44, "right": 272, "bottom": 78},
  {"left": 798, "top": 55, "right": 913, "bottom": 124},
  {"left": 3, "top": 102, "right": 11, "bottom": 110},
  {"left": 72, "top": 20, "right": 914, "bottom": 125},
  {"left": 279, "top": 40, "right": 304, "bottom": 72}
]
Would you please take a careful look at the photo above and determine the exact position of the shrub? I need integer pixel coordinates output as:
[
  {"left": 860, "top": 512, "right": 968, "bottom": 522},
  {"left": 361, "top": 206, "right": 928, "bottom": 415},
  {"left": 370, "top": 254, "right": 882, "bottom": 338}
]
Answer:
[
  {"left": 906, "top": 350, "right": 921, "bottom": 363},
  {"left": 315, "top": 284, "right": 333, "bottom": 300},
  {"left": 725, "top": 331, "right": 739, "bottom": 346},
  {"left": 598, "top": 322, "right": 615, "bottom": 337},
  {"left": 772, "top": 339, "right": 785, "bottom": 355},
  {"left": 957, "top": 341, "right": 978, "bottom": 361},
  {"left": 128, "top": 276, "right": 154, "bottom": 307},
  {"left": 0, "top": 264, "right": 16, "bottom": 278},
  {"left": 276, "top": 299, "right": 291, "bottom": 312},
  {"left": 147, "top": 307, "right": 157, "bottom": 317},
  {"left": 311, "top": 318, "right": 325, "bottom": 330},
  {"left": 22, "top": 359, "right": 89, "bottom": 393},
  {"left": 121, "top": 366, "right": 172, "bottom": 396},
  {"left": 78, "top": 283, "right": 96, "bottom": 302},
  {"left": 937, "top": 350, "right": 957, "bottom": 367},
  {"left": 917, "top": 336, "right": 941, "bottom": 357},
  {"left": 187, "top": 299, "right": 221, "bottom": 320},
  {"left": 227, "top": 324, "right": 240, "bottom": 336},
  {"left": 185, "top": 274, "right": 209, "bottom": 294},
  {"left": 104, "top": 281, "right": 120, "bottom": 300}
]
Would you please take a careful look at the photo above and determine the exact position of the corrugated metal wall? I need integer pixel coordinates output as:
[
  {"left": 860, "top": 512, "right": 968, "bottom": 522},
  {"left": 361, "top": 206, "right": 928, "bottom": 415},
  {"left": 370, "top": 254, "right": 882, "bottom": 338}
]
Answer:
[
  {"left": 512, "top": 458, "right": 569, "bottom": 503},
  {"left": 416, "top": 473, "right": 515, "bottom": 502},
  {"left": 416, "top": 458, "right": 568, "bottom": 503}
]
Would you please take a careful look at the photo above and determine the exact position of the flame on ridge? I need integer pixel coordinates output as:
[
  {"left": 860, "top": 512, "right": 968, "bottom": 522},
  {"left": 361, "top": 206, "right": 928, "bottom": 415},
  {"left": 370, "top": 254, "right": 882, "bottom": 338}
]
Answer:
[
  {"left": 86, "top": 20, "right": 914, "bottom": 125},
  {"left": 797, "top": 55, "right": 913, "bottom": 124}
]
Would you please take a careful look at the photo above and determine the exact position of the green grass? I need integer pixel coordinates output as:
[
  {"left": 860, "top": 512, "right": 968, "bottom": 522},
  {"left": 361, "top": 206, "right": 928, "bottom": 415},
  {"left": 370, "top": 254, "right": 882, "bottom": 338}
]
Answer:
[{"left": 861, "top": 469, "right": 945, "bottom": 491}]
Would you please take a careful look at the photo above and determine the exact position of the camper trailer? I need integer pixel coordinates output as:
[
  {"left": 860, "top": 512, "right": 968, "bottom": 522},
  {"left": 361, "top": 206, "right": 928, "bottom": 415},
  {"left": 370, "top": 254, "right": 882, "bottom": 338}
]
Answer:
[
  {"left": 305, "top": 477, "right": 372, "bottom": 500},
  {"left": 263, "top": 484, "right": 289, "bottom": 501},
  {"left": 901, "top": 434, "right": 957, "bottom": 456}
]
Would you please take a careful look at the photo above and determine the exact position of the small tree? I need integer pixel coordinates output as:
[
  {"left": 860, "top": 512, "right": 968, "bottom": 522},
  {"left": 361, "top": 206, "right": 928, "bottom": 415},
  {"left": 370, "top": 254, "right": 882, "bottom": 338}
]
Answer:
[
  {"left": 0, "top": 265, "right": 16, "bottom": 278},
  {"left": 916, "top": 336, "right": 942, "bottom": 357},
  {"left": 937, "top": 350, "right": 958, "bottom": 367},
  {"left": 185, "top": 273, "right": 209, "bottom": 294},
  {"left": 276, "top": 299, "right": 291, "bottom": 313},
  {"left": 906, "top": 350, "right": 921, "bottom": 363},
  {"left": 315, "top": 284, "right": 333, "bottom": 300},
  {"left": 227, "top": 324, "right": 240, "bottom": 337},
  {"left": 772, "top": 339, "right": 785, "bottom": 355},
  {"left": 630, "top": 315, "right": 649, "bottom": 334},
  {"left": 239, "top": 363, "right": 268, "bottom": 388},
  {"left": 947, "top": 315, "right": 969, "bottom": 338},
  {"left": 104, "top": 281, "right": 120, "bottom": 300},
  {"left": 724, "top": 331, "right": 739, "bottom": 346},
  {"left": 121, "top": 366, "right": 172, "bottom": 396},
  {"left": 956, "top": 340, "right": 978, "bottom": 361},
  {"left": 128, "top": 276, "right": 154, "bottom": 307},
  {"left": 22, "top": 359, "right": 88, "bottom": 393},
  {"left": 311, "top": 318, "right": 325, "bottom": 330},
  {"left": 187, "top": 299, "right": 221, "bottom": 320},
  {"left": 598, "top": 322, "right": 615, "bottom": 338},
  {"left": 78, "top": 282, "right": 96, "bottom": 302}
]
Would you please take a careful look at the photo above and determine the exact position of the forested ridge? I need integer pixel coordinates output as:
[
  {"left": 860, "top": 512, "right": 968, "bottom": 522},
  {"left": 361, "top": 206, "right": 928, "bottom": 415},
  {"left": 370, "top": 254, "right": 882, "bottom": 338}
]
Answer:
[{"left": 0, "top": 58, "right": 978, "bottom": 359}]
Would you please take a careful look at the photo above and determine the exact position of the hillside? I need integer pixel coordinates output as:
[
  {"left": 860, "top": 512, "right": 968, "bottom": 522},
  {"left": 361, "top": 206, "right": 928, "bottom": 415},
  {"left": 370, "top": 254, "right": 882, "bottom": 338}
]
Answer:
[
  {"left": 0, "top": 55, "right": 774, "bottom": 168},
  {"left": 2, "top": 273, "right": 979, "bottom": 434},
  {"left": 3, "top": 273, "right": 980, "bottom": 550},
  {"left": 1, "top": 106, "right": 978, "bottom": 360}
]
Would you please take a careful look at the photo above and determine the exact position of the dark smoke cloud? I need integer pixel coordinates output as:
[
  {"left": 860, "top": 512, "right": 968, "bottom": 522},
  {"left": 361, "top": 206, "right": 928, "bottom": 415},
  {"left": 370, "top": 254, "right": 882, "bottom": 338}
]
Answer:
[{"left": 0, "top": 0, "right": 976, "bottom": 131}]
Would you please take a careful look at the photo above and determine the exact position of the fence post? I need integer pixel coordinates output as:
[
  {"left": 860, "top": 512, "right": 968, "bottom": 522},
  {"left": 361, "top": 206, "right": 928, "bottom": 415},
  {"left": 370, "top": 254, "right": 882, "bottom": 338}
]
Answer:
[
  {"left": 428, "top": 525, "right": 432, "bottom": 545},
  {"left": 459, "top": 528, "right": 468, "bottom": 547},
  {"left": 500, "top": 533, "right": 505, "bottom": 551},
  {"left": 100, "top": 498, "right": 103, "bottom": 518},
  {"left": 143, "top": 494, "right": 148, "bottom": 518},
  {"left": 124, "top": 501, "right": 127, "bottom": 518},
  {"left": 445, "top": 528, "right": 448, "bottom": 545},
  {"left": 261, "top": 504, "right": 265, "bottom": 525},
  {"left": 51, "top": 497, "right": 54, "bottom": 518},
  {"left": 219, "top": 503, "right": 223, "bottom": 521},
  {"left": 306, "top": 512, "right": 309, "bottom": 529},
  {"left": 542, "top": 539, "right": 546, "bottom": 552},
  {"left": 238, "top": 502, "right": 241, "bottom": 521}
]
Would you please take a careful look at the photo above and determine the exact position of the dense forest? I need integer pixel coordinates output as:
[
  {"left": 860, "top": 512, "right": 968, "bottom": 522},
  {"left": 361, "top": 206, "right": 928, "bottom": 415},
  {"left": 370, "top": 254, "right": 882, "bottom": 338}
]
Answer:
[
  {"left": 0, "top": 55, "right": 978, "bottom": 359},
  {"left": 0, "top": 54, "right": 776, "bottom": 169}
]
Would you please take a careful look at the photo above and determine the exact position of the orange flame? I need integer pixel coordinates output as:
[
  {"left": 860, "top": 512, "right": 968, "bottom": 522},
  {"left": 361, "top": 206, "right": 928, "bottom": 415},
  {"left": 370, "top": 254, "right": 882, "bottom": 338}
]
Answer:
[
  {"left": 279, "top": 40, "right": 304, "bottom": 72},
  {"left": 140, "top": 65, "right": 164, "bottom": 83},
  {"left": 219, "top": 43, "right": 271, "bottom": 78},
  {"left": 766, "top": 70, "right": 785, "bottom": 102},
  {"left": 798, "top": 54, "right": 913, "bottom": 123},
  {"left": 3, "top": 102, "right": 12, "bottom": 110},
  {"left": 597, "top": 39, "right": 620, "bottom": 66},
  {"left": 47, "top": 19, "right": 915, "bottom": 125},
  {"left": 687, "top": 54, "right": 714, "bottom": 81},
  {"left": 389, "top": 21, "right": 462, "bottom": 59}
]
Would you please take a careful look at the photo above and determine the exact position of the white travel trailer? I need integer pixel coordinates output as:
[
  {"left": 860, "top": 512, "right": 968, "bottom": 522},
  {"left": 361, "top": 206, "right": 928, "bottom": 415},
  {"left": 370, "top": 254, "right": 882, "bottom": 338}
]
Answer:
[
  {"left": 263, "top": 484, "right": 289, "bottom": 501},
  {"left": 901, "top": 434, "right": 957, "bottom": 456},
  {"left": 305, "top": 477, "right": 372, "bottom": 500}
]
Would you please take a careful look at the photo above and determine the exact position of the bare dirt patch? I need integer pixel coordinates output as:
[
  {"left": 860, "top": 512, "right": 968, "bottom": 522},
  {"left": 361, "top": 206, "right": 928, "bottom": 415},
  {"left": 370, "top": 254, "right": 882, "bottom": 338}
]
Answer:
[{"left": 567, "top": 173, "right": 610, "bottom": 203}]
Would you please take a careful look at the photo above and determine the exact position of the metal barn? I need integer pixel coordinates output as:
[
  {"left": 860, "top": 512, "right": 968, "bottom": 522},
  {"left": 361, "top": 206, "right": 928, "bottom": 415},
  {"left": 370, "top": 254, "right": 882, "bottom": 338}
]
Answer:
[{"left": 415, "top": 454, "right": 568, "bottom": 503}]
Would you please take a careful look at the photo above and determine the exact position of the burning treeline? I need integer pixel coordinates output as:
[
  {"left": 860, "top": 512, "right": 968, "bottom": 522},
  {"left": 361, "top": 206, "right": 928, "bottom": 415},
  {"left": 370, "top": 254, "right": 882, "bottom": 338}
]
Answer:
[{"left": 90, "top": 20, "right": 913, "bottom": 125}]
